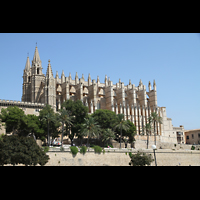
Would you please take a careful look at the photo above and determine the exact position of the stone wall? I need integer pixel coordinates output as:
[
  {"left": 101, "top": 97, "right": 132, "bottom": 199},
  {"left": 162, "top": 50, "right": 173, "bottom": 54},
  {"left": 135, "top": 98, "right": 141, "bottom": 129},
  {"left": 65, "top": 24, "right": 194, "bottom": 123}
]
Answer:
[{"left": 45, "top": 149, "right": 200, "bottom": 166}]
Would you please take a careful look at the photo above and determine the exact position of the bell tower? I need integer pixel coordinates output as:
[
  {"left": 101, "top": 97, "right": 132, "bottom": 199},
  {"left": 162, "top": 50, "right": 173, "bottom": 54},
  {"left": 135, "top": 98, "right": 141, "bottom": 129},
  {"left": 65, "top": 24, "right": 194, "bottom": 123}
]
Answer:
[
  {"left": 22, "top": 55, "right": 31, "bottom": 102},
  {"left": 31, "top": 45, "right": 45, "bottom": 103}
]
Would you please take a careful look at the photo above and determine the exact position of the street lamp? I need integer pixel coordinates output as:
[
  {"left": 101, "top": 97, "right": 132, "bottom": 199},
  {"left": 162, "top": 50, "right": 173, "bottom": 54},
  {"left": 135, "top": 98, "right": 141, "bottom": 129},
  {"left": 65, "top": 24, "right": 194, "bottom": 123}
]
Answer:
[{"left": 152, "top": 145, "right": 157, "bottom": 166}]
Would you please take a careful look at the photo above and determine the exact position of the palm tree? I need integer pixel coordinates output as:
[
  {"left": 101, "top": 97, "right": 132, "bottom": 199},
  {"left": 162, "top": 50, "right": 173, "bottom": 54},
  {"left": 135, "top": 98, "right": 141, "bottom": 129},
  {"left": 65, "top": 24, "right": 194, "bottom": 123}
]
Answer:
[
  {"left": 143, "top": 123, "right": 152, "bottom": 149},
  {"left": 42, "top": 113, "right": 55, "bottom": 146},
  {"left": 114, "top": 113, "right": 130, "bottom": 148},
  {"left": 82, "top": 116, "right": 100, "bottom": 148},
  {"left": 102, "top": 128, "right": 115, "bottom": 147},
  {"left": 150, "top": 112, "right": 162, "bottom": 145},
  {"left": 58, "top": 109, "right": 73, "bottom": 146}
]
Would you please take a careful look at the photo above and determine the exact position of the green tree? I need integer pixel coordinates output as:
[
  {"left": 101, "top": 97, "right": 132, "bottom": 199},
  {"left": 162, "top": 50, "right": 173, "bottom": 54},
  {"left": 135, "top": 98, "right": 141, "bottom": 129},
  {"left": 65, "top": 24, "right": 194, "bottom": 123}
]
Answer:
[
  {"left": 39, "top": 104, "right": 61, "bottom": 146},
  {"left": 142, "top": 123, "right": 152, "bottom": 149},
  {"left": 101, "top": 128, "right": 115, "bottom": 147},
  {"left": 0, "top": 135, "right": 49, "bottom": 166},
  {"left": 0, "top": 106, "right": 25, "bottom": 135},
  {"left": 21, "top": 114, "right": 44, "bottom": 139},
  {"left": 58, "top": 109, "right": 73, "bottom": 146},
  {"left": 149, "top": 112, "right": 162, "bottom": 145},
  {"left": 91, "top": 109, "right": 118, "bottom": 130},
  {"left": 61, "top": 99, "right": 89, "bottom": 146},
  {"left": 81, "top": 116, "right": 100, "bottom": 147},
  {"left": 129, "top": 151, "right": 154, "bottom": 166},
  {"left": 114, "top": 114, "right": 130, "bottom": 148}
]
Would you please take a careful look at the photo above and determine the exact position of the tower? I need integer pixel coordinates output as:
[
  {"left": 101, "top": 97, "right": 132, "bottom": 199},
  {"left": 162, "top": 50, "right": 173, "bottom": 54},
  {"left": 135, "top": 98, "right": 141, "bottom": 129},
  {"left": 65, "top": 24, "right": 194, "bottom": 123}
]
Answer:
[
  {"left": 22, "top": 56, "right": 31, "bottom": 102},
  {"left": 31, "top": 46, "right": 45, "bottom": 103},
  {"left": 44, "top": 60, "right": 56, "bottom": 111}
]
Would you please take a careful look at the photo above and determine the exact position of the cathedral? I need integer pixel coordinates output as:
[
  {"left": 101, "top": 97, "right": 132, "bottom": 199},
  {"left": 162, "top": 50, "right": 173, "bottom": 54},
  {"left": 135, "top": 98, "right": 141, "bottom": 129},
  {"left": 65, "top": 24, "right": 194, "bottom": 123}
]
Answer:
[{"left": 21, "top": 46, "right": 180, "bottom": 143}]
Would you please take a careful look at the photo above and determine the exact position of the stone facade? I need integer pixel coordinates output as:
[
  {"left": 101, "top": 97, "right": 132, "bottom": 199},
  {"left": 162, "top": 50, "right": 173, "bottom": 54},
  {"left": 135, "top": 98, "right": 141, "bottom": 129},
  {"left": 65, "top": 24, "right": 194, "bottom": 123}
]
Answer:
[
  {"left": 185, "top": 129, "right": 200, "bottom": 145},
  {"left": 20, "top": 46, "right": 181, "bottom": 143}
]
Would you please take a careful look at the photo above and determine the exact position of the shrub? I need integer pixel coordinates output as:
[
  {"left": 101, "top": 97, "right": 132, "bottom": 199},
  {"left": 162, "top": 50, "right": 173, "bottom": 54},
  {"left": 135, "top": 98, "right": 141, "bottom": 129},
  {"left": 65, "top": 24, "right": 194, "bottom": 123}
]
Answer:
[
  {"left": 70, "top": 146, "right": 78, "bottom": 156},
  {"left": 43, "top": 146, "right": 49, "bottom": 153},
  {"left": 191, "top": 145, "right": 195, "bottom": 150},
  {"left": 60, "top": 146, "right": 64, "bottom": 152},
  {"left": 129, "top": 151, "right": 154, "bottom": 166},
  {"left": 93, "top": 145, "right": 102, "bottom": 154},
  {"left": 80, "top": 146, "right": 87, "bottom": 155}
]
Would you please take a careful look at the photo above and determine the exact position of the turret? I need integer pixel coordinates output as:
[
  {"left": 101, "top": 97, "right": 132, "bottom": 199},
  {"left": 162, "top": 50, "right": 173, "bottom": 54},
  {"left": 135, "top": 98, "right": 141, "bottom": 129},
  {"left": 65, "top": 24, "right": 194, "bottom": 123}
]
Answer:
[{"left": 153, "top": 80, "right": 156, "bottom": 91}]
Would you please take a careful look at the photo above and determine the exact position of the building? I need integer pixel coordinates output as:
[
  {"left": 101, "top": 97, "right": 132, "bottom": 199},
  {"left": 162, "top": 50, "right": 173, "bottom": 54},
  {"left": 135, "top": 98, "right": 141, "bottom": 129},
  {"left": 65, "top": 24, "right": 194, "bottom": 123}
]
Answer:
[
  {"left": 20, "top": 45, "right": 180, "bottom": 143},
  {"left": 173, "top": 125, "right": 185, "bottom": 144},
  {"left": 185, "top": 129, "right": 200, "bottom": 145}
]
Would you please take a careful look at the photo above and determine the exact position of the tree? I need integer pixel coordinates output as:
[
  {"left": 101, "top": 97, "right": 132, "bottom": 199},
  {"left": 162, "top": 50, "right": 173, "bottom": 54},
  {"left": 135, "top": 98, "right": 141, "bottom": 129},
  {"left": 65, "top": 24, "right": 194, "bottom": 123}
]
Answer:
[
  {"left": 58, "top": 109, "right": 73, "bottom": 146},
  {"left": 20, "top": 114, "right": 44, "bottom": 139},
  {"left": 39, "top": 104, "right": 61, "bottom": 146},
  {"left": 0, "top": 106, "right": 25, "bottom": 135},
  {"left": 91, "top": 109, "right": 118, "bottom": 130},
  {"left": 0, "top": 135, "right": 49, "bottom": 166},
  {"left": 149, "top": 112, "right": 162, "bottom": 145},
  {"left": 61, "top": 99, "right": 89, "bottom": 146},
  {"left": 142, "top": 123, "right": 152, "bottom": 149},
  {"left": 81, "top": 116, "right": 100, "bottom": 147},
  {"left": 101, "top": 128, "right": 115, "bottom": 147},
  {"left": 114, "top": 114, "right": 130, "bottom": 148},
  {"left": 129, "top": 151, "right": 154, "bottom": 166},
  {"left": 122, "top": 120, "right": 136, "bottom": 146}
]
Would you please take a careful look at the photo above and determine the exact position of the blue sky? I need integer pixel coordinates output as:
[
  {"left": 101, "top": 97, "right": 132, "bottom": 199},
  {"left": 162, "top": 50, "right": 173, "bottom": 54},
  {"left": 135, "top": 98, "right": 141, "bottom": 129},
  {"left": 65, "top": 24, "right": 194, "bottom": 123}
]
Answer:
[{"left": 0, "top": 33, "right": 199, "bottom": 130}]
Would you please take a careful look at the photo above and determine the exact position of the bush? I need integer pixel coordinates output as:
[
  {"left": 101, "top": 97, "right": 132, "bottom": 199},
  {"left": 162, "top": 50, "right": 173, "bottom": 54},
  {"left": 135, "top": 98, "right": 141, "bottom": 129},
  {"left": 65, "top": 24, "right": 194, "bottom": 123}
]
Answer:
[
  {"left": 60, "top": 146, "right": 64, "bottom": 152},
  {"left": 70, "top": 146, "right": 78, "bottom": 156},
  {"left": 93, "top": 145, "right": 102, "bottom": 154},
  {"left": 129, "top": 151, "right": 154, "bottom": 166},
  {"left": 191, "top": 145, "right": 195, "bottom": 150},
  {"left": 80, "top": 146, "right": 87, "bottom": 155},
  {"left": 43, "top": 146, "right": 49, "bottom": 153}
]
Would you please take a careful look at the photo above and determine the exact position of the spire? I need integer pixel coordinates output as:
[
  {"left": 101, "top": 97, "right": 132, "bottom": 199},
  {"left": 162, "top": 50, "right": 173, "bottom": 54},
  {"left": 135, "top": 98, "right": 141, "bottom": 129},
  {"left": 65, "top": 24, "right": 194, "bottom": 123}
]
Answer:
[
  {"left": 32, "top": 46, "right": 41, "bottom": 63},
  {"left": 56, "top": 71, "right": 59, "bottom": 79},
  {"left": 129, "top": 79, "right": 131, "bottom": 85},
  {"left": 88, "top": 73, "right": 91, "bottom": 86},
  {"left": 139, "top": 79, "right": 143, "bottom": 86},
  {"left": 75, "top": 72, "right": 79, "bottom": 84},
  {"left": 25, "top": 56, "right": 31, "bottom": 72},
  {"left": 153, "top": 80, "right": 156, "bottom": 91},
  {"left": 97, "top": 76, "right": 100, "bottom": 84},
  {"left": 148, "top": 81, "right": 152, "bottom": 91},
  {"left": 61, "top": 70, "right": 65, "bottom": 83},
  {"left": 46, "top": 59, "right": 53, "bottom": 78}
]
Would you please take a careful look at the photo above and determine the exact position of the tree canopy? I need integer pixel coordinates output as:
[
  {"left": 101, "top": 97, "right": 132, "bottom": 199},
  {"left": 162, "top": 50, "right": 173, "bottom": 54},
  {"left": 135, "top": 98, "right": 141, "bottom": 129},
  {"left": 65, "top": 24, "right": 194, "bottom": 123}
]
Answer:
[{"left": 0, "top": 135, "right": 49, "bottom": 166}]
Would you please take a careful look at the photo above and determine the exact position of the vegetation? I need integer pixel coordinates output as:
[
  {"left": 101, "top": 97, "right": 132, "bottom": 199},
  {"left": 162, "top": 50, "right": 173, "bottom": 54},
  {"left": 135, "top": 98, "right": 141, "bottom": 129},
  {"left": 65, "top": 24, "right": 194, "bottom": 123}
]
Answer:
[
  {"left": 129, "top": 151, "right": 154, "bottom": 166},
  {"left": 80, "top": 145, "right": 87, "bottom": 155},
  {"left": 191, "top": 145, "right": 195, "bottom": 150},
  {"left": 0, "top": 135, "right": 49, "bottom": 166},
  {"left": 93, "top": 145, "right": 102, "bottom": 154},
  {"left": 0, "top": 100, "right": 137, "bottom": 151},
  {"left": 70, "top": 146, "right": 78, "bottom": 156}
]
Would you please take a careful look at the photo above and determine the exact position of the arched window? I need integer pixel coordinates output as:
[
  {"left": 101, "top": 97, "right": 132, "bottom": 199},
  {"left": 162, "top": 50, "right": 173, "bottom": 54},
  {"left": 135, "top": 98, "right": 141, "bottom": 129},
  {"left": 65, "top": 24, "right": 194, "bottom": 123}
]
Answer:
[{"left": 37, "top": 68, "right": 39, "bottom": 74}]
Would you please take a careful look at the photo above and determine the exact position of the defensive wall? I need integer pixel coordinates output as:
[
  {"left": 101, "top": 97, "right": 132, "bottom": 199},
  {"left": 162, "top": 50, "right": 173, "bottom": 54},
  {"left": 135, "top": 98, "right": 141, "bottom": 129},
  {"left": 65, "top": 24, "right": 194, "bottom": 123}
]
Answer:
[{"left": 45, "top": 148, "right": 200, "bottom": 166}]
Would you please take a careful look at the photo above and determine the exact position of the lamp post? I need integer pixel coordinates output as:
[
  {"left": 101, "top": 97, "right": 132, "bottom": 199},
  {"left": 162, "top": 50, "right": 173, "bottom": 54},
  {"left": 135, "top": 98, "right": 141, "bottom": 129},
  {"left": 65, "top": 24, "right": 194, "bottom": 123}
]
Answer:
[{"left": 152, "top": 145, "right": 157, "bottom": 166}]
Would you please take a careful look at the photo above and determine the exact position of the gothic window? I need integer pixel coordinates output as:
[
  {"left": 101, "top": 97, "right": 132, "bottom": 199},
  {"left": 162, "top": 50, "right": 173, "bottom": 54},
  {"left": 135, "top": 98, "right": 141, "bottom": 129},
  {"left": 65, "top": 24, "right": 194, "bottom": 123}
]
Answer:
[
  {"left": 28, "top": 76, "right": 31, "bottom": 82},
  {"left": 37, "top": 68, "right": 39, "bottom": 74}
]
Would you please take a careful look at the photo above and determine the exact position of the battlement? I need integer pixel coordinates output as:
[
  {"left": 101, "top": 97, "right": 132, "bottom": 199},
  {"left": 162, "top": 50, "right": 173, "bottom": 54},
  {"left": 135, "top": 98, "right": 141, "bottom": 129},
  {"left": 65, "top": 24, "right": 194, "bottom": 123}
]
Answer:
[{"left": 0, "top": 99, "right": 45, "bottom": 108}]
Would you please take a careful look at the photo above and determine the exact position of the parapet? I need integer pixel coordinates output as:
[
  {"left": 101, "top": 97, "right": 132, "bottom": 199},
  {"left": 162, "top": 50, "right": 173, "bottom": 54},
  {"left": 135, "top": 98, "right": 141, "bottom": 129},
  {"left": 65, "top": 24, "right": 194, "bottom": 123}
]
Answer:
[{"left": 0, "top": 99, "right": 45, "bottom": 108}]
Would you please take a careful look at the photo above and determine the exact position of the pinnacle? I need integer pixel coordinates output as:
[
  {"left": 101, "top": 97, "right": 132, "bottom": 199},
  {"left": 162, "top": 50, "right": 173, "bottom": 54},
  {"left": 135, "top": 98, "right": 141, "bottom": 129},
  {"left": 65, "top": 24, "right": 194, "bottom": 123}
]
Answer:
[
  {"left": 25, "top": 56, "right": 31, "bottom": 72},
  {"left": 46, "top": 60, "right": 53, "bottom": 77},
  {"left": 32, "top": 46, "right": 41, "bottom": 63}
]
